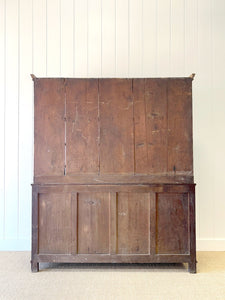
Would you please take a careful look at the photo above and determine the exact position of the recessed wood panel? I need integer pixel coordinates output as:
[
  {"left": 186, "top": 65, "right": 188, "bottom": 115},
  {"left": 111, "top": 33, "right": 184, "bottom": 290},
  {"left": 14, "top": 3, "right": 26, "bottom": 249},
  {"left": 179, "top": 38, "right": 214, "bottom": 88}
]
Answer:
[
  {"left": 78, "top": 192, "right": 110, "bottom": 254},
  {"left": 117, "top": 192, "right": 150, "bottom": 254},
  {"left": 34, "top": 79, "right": 65, "bottom": 176},
  {"left": 66, "top": 79, "right": 99, "bottom": 174},
  {"left": 156, "top": 193, "right": 189, "bottom": 254},
  {"left": 39, "top": 193, "right": 73, "bottom": 254},
  {"left": 167, "top": 79, "right": 193, "bottom": 172},
  {"left": 99, "top": 79, "right": 134, "bottom": 174}
]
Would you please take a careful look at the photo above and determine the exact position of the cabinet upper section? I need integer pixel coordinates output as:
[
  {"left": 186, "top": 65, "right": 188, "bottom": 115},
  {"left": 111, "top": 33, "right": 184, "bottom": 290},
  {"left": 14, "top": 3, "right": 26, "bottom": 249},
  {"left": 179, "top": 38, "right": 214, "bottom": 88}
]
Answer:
[{"left": 33, "top": 77, "right": 194, "bottom": 184}]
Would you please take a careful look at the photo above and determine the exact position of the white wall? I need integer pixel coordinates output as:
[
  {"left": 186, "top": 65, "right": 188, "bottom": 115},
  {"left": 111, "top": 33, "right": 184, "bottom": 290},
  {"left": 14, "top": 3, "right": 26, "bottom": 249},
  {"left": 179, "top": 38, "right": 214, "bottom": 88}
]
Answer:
[{"left": 0, "top": 0, "right": 225, "bottom": 251}]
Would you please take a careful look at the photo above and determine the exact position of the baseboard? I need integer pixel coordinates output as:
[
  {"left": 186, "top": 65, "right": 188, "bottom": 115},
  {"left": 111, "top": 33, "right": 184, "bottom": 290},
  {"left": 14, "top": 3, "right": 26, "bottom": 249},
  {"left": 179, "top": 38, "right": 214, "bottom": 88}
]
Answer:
[
  {"left": 0, "top": 239, "right": 31, "bottom": 251},
  {"left": 197, "top": 239, "right": 225, "bottom": 251},
  {"left": 0, "top": 238, "right": 224, "bottom": 251}
]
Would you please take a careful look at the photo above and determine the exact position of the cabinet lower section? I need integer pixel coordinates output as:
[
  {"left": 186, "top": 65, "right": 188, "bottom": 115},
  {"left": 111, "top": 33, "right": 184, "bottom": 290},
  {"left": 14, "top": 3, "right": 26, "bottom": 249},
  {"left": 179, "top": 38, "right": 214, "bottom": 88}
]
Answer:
[{"left": 31, "top": 184, "right": 196, "bottom": 273}]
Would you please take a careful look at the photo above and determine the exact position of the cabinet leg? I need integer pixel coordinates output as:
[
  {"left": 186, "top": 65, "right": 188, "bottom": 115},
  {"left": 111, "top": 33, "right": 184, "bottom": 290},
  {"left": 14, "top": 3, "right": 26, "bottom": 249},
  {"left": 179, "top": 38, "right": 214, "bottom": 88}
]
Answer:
[
  {"left": 31, "top": 260, "right": 39, "bottom": 272},
  {"left": 188, "top": 259, "right": 197, "bottom": 274}
]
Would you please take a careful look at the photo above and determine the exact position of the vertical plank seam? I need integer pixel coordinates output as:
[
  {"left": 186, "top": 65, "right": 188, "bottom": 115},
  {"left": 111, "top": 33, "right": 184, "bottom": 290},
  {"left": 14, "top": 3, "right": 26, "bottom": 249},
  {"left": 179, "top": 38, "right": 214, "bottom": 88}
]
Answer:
[
  {"left": 144, "top": 79, "right": 148, "bottom": 173},
  {"left": 109, "top": 193, "right": 111, "bottom": 254},
  {"left": 116, "top": 192, "right": 118, "bottom": 254},
  {"left": 77, "top": 192, "right": 79, "bottom": 254},
  {"left": 17, "top": 0, "right": 20, "bottom": 239},
  {"left": 3, "top": 0, "right": 6, "bottom": 239},
  {"left": 98, "top": 79, "right": 100, "bottom": 175},
  {"left": 132, "top": 79, "right": 135, "bottom": 174},
  {"left": 166, "top": 79, "right": 169, "bottom": 172},
  {"left": 64, "top": 79, "right": 67, "bottom": 175}
]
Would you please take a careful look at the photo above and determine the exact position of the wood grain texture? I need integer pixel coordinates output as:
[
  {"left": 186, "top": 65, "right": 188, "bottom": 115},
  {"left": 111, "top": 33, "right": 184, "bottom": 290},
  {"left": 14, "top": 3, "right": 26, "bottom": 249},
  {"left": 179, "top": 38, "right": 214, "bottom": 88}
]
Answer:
[
  {"left": 99, "top": 79, "right": 134, "bottom": 174},
  {"left": 66, "top": 79, "right": 99, "bottom": 174},
  {"left": 34, "top": 79, "right": 65, "bottom": 176},
  {"left": 167, "top": 79, "right": 193, "bottom": 172},
  {"left": 117, "top": 192, "right": 150, "bottom": 254},
  {"left": 38, "top": 193, "right": 73, "bottom": 254},
  {"left": 78, "top": 192, "right": 110, "bottom": 254},
  {"left": 156, "top": 193, "right": 189, "bottom": 254}
]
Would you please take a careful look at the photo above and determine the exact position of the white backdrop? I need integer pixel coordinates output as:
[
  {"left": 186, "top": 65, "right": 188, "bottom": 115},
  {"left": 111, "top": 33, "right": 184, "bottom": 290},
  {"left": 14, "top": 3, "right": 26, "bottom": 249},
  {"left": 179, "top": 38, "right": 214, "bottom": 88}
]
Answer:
[{"left": 0, "top": 0, "right": 225, "bottom": 250}]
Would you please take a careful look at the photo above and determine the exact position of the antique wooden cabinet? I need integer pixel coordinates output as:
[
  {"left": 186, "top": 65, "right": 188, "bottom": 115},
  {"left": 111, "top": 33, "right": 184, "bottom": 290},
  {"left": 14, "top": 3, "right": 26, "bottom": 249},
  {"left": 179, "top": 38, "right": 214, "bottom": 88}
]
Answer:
[{"left": 31, "top": 75, "right": 196, "bottom": 273}]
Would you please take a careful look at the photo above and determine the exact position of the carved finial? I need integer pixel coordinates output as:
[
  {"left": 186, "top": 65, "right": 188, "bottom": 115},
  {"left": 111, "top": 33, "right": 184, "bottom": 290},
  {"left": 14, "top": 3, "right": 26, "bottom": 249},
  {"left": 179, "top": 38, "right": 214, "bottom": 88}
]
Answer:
[
  {"left": 189, "top": 73, "right": 195, "bottom": 80},
  {"left": 30, "top": 74, "right": 37, "bottom": 81}
]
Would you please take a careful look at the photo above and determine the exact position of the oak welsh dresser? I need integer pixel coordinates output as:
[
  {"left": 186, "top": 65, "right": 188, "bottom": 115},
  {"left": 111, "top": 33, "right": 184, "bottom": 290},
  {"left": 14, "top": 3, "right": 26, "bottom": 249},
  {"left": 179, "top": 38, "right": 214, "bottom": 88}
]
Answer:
[{"left": 31, "top": 75, "right": 196, "bottom": 273}]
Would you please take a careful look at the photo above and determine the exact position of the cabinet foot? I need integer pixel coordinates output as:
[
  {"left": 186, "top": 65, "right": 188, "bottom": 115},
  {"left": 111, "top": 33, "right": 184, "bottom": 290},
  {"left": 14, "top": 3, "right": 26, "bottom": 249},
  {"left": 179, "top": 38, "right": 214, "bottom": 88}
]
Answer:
[
  {"left": 31, "top": 261, "right": 39, "bottom": 272},
  {"left": 188, "top": 259, "right": 197, "bottom": 273}
]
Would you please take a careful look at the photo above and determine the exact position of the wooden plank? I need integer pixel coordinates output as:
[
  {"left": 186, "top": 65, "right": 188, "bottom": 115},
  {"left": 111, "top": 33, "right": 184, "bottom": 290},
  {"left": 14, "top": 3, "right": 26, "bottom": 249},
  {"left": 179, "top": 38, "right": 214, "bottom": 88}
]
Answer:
[
  {"left": 109, "top": 192, "right": 117, "bottom": 254},
  {"left": 38, "top": 193, "right": 72, "bottom": 254},
  {"left": 167, "top": 79, "right": 193, "bottom": 172},
  {"left": 133, "top": 79, "right": 148, "bottom": 173},
  {"left": 117, "top": 192, "right": 150, "bottom": 254},
  {"left": 35, "top": 183, "right": 193, "bottom": 195},
  {"left": 34, "top": 173, "right": 194, "bottom": 185},
  {"left": 99, "top": 79, "right": 134, "bottom": 174},
  {"left": 66, "top": 79, "right": 99, "bottom": 174},
  {"left": 150, "top": 192, "right": 156, "bottom": 255},
  {"left": 156, "top": 193, "right": 189, "bottom": 254},
  {"left": 34, "top": 78, "right": 65, "bottom": 176},
  {"left": 78, "top": 192, "right": 110, "bottom": 254},
  {"left": 37, "top": 253, "right": 191, "bottom": 264},
  {"left": 189, "top": 188, "right": 196, "bottom": 273},
  {"left": 145, "top": 79, "right": 168, "bottom": 173},
  {"left": 31, "top": 186, "right": 39, "bottom": 272},
  {"left": 71, "top": 193, "right": 78, "bottom": 255}
]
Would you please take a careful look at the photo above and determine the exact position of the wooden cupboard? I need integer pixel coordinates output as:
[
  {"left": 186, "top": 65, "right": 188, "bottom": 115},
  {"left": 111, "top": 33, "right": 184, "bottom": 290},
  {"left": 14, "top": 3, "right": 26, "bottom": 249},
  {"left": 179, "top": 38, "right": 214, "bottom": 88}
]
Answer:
[{"left": 31, "top": 76, "right": 196, "bottom": 273}]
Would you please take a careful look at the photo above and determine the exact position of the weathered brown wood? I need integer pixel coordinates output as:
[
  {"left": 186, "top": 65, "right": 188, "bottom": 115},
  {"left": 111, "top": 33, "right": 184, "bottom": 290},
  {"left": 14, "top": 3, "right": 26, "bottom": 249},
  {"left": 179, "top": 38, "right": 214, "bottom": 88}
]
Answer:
[
  {"left": 78, "top": 192, "right": 110, "bottom": 254},
  {"left": 189, "top": 188, "right": 197, "bottom": 273},
  {"left": 150, "top": 192, "right": 156, "bottom": 255},
  {"left": 145, "top": 79, "right": 168, "bottom": 173},
  {"left": 66, "top": 79, "right": 99, "bottom": 174},
  {"left": 167, "top": 79, "right": 193, "bottom": 173},
  {"left": 38, "top": 193, "right": 72, "bottom": 254},
  {"left": 109, "top": 192, "right": 117, "bottom": 254},
  {"left": 36, "top": 253, "right": 191, "bottom": 264},
  {"left": 156, "top": 193, "right": 189, "bottom": 254},
  {"left": 34, "top": 78, "right": 65, "bottom": 176},
  {"left": 33, "top": 183, "right": 194, "bottom": 194},
  {"left": 34, "top": 173, "right": 194, "bottom": 185},
  {"left": 31, "top": 185, "right": 39, "bottom": 272},
  {"left": 99, "top": 79, "right": 134, "bottom": 174},
  {"left": 117, "top": 193, "right": 150, "bottom": 254},
  {"left": 32, "top": 77, "right": 196, "bottom": 273}
]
